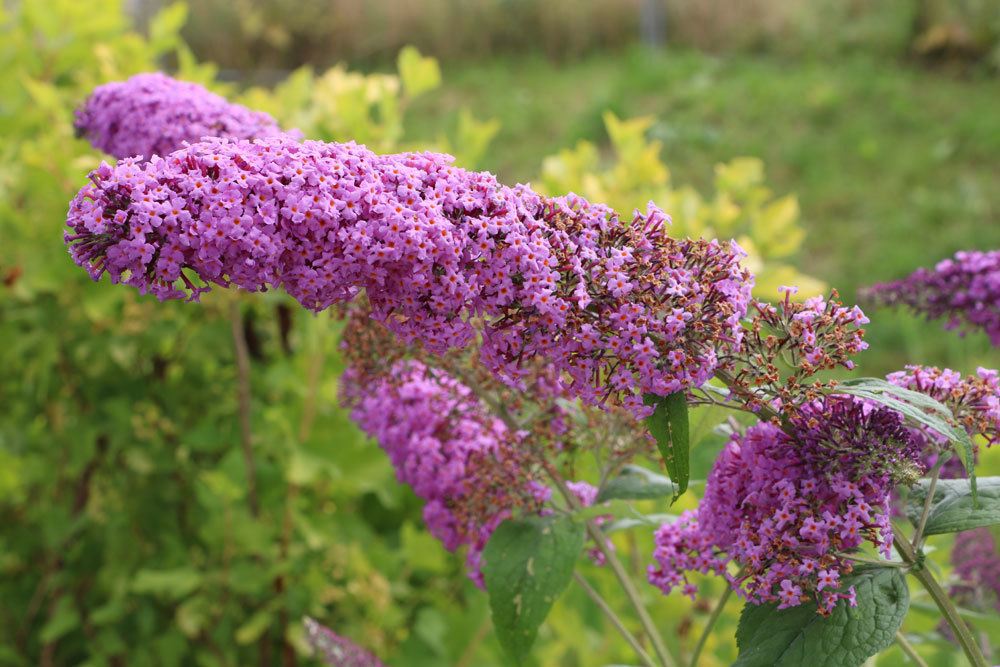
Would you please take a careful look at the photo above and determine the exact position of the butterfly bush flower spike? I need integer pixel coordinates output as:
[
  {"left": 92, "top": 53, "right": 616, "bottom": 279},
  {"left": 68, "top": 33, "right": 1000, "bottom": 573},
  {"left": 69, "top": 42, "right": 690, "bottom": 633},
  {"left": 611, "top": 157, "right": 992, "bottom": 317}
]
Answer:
[
  {"left": 341, "top": 359, "right": 546, "bottom": 585},
  {"left": 864, "top": 250, "right": 1000, "bottom": 346},
  {"left": 75, "top": 73, "right": 292, "bottom": 161},
  {"left": 648, "top": 397, "right": 922, "bottom": 614},
  {"left": 66, "top": 135, "right": 752, "bottom": 418}
]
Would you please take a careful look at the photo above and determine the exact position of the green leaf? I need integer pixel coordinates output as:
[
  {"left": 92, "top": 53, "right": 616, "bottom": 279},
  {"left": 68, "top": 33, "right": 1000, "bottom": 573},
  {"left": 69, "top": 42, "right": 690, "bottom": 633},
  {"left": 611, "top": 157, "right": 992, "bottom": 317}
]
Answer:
[
  {"left": 905, "top": 477, "right": 1000, "bottom": 536},
  {"left": 39, "top": 597, "right": 80, "bottom": 643},
  {"left": 603, "top": 513, "right": 676, "bottom": 533},
  {"left": 401, "top": 521, "right": 447, "bottom": 573},
  {"left": 235, "top": 607, "right": 274, "bottom": 645},
  {"left": 414, "top": 608, "right": 448, "bottom": 657},
  {"left": 397, "top": 46, "right": 441, "bottom": 98},
  {"left": 482, "top": 515, "right": 586, "bottom": 664},
  {"left": 147, "top": 2, "right": 188, "bottom": 53},
  {"left": 734, "top": 567, "right": 908, "bottom": 667},
  {"left": 597, "top": 464, "right": 674, "bottom": 502},
  {"left": 176, "top": 596, "right": 210, "bottom": 639},
  {"left": 450, "top": 108, "right": 501, "bottom": 168},
  {"left": 131, "top": 568, "right": 202, "bottom": 599},
  {"left": 643, "top": 392, "right": 689, "bottom": 501},
  {"left": 910, "top": 601, "right": 1000, "bottom": 634},
  {"left": 836, "top": 378, "right": 976, "bottom": 501}
]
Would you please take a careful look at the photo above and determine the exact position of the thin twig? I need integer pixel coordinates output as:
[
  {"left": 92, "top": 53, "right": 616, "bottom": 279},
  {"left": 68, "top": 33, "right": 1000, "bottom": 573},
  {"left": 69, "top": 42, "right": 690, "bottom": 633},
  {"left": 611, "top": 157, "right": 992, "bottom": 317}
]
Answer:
[
  {"left": 892, "top": 527, "right": 987, "bottom": 667},
  {"left": 230, "top": 300, "right": 268, "bottom": 665},
  {"left": 911, "top": 456, "right": 945, "bottom": 549},
  {"left": 574, "top": 572, "right": 656, "bottom": 667},
  {"left": 455, "top": 613, "right": 492, "bottom": 667},
  {"left": 689, "top": 583, "right": 733, "bottom": 667},
  {"left": 545, "top": 463, "right": 676, "bottom": 667},
  {"left": 229, "top": 300, "right": 260, "bottom": 517},
  {"left": 895, "top": 631, "right": 929, "bottom": 667},
  {"left": 277, "top": 317, "right": 329, "bottom": 667}
]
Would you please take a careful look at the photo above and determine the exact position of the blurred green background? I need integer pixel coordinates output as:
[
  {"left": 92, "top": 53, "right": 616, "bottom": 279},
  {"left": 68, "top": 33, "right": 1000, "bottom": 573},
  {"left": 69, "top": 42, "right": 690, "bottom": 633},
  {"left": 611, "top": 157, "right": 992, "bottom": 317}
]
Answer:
[{"left": 1, "top": 0, "right": 998, "bottom": 665}]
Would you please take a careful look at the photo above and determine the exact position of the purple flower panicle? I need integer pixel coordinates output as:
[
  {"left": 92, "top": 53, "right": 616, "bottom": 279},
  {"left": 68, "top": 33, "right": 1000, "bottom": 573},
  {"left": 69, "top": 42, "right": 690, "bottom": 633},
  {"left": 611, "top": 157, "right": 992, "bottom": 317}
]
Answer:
[
  {"left": 887, "top": 365, "right": 1000, "bottom": 447},
  {"left": 341, "top": 359, "right": 545, "bottom": 585},
  {"left": 863, "top": 250, "right": 1000, "bottom": 346},
  {"left": 75, "top": 73, "right": 290, "bottom": 160},
  {"left": 648, "top": 397, "right": 922, "bottom": 614},
  {"left": 66, "top": 135, "right": 752, "bottom": 417},
  {"left": 951, "top": 528, "right": 1000, "bottom": 613}
]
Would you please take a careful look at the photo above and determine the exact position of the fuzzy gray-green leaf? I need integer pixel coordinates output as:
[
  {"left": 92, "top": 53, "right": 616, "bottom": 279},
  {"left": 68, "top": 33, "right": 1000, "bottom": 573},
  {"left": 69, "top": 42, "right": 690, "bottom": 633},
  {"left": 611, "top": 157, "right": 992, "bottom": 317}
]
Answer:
[
  {"left": 734, "top": 567, "right": 908, "bottom": 667},
  {"left": 906, "top": 477, "right": 1000, "bottom": 535}
]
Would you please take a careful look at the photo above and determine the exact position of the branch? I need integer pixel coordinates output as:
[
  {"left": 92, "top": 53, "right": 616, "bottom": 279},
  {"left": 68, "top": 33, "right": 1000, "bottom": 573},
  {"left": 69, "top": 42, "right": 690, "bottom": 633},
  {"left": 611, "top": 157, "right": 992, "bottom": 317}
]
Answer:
[
  {"left": 229, "top": 300, "right": 260, "bottom": 517},
  {"left": 545, "top": 463, "right": 676, "bottom": 667},
  {"left": 895, "top": 631, "right": 929, "bottom": 667},
  {"left": 574, "top": 572, "right": 656, "bottom": 667},
  {"left": 892, "top": 526, "right": 987, "bottom": 667},
  {"left": 688, "top": 581, "right": 733, "bottom": 667}
]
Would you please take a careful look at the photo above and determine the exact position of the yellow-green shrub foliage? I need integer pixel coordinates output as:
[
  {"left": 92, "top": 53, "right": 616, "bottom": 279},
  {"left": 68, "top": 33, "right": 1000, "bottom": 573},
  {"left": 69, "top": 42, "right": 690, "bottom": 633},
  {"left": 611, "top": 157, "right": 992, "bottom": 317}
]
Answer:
[
  {"left": 538, "top": 112, "right": 826, "bottom": 299},
  {"left": 0, "top": 2, "right": 504, "bottom": 664},
  {"left": 238, "top": 46, "right": 499, "bottom": 167}
]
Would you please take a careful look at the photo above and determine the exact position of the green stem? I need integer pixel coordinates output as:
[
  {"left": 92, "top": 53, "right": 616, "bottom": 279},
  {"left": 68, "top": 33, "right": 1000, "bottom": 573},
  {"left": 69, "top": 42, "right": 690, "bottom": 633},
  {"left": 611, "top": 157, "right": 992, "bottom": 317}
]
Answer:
[
  {"left": 895, "top": 630, "right": 929, "bottom": 667},
  {"left": 892, "top": 528, "right": 987, "bottom": 667},
  {"left": 911, "top": 457, "right": 945, "bottom": 549},
  {"left": 229, "top": 299, "right": 259, "bottom": 518},
  {"left": 455, "top": 613, "right": 492, "bottom": 667},
  {"left": 574, "top": 572, "right": 656, "bottom": 667},
  {"left": 689, "top": 583, "right": 733, "bottom": 667},
  {"left": 545, "top": 464, "right": 676, "bottom": 667}
]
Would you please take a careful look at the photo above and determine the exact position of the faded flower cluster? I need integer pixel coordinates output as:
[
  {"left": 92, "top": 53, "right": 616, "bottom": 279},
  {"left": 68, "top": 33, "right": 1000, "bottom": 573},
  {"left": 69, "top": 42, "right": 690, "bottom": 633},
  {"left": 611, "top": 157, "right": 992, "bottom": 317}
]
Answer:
[{"left": 719, "top": 287, "right": 869, "bottom": 416}]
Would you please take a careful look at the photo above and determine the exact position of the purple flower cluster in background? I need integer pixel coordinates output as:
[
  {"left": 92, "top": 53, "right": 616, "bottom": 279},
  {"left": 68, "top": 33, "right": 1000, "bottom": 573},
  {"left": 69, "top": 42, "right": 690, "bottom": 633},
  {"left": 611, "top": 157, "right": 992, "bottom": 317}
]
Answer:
[
  {"left": 304, "top": 618, "right": 385, "bottom": 667},
  {"left": 863, "top": 250, "right": 1000, "bottom": 346},
  {"left": 66, "top": 134, "right": 752, "bottom": 417},
  {"left": 74, "top": 73, "right": 291, "bottom": 161},
  {"left": 887, "top": 365, "right": 1000, "bottom": 447},
  {"left": 648, "top": 397, "right": 922, "bottom": 614},
  {"left": 951, "top": 528, "right": 1000, "bottom": 613},
  {"left": 342, "top": 359, "right": 545, "bottom": 585}
]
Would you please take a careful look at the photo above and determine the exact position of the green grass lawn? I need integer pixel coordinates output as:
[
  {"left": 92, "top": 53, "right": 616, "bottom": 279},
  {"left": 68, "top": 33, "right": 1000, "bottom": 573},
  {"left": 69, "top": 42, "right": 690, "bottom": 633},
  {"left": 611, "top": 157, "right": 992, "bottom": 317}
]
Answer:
[{"left": 409, "top": 46, "right": 1000, "bottom": 374}]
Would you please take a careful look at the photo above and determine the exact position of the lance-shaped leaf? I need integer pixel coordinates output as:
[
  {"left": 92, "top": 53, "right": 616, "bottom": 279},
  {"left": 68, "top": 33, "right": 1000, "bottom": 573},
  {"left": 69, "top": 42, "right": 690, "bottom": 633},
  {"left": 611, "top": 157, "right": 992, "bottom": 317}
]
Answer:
[
  {"left": 836, "top": 377, "right": 977, "bottom": 501},
  {"left": 597, "top": 464, "right": 674, "bottom": 503},
  {"left": 643, "top": 392, "right": 689, "bottom": 502},
  {"left": 906, "top": 477, "right": 1000, "bottom": 535},
  {"left": 482, "top": 515, "right": 585, "bottom": 664}
]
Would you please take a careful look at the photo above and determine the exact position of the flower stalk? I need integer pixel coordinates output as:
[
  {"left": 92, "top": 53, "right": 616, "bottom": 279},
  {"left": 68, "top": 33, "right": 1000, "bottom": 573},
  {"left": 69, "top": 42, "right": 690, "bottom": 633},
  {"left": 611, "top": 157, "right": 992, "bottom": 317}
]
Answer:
[{"left": 893, "top": 528, "right": 988, "bottom": 667}]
